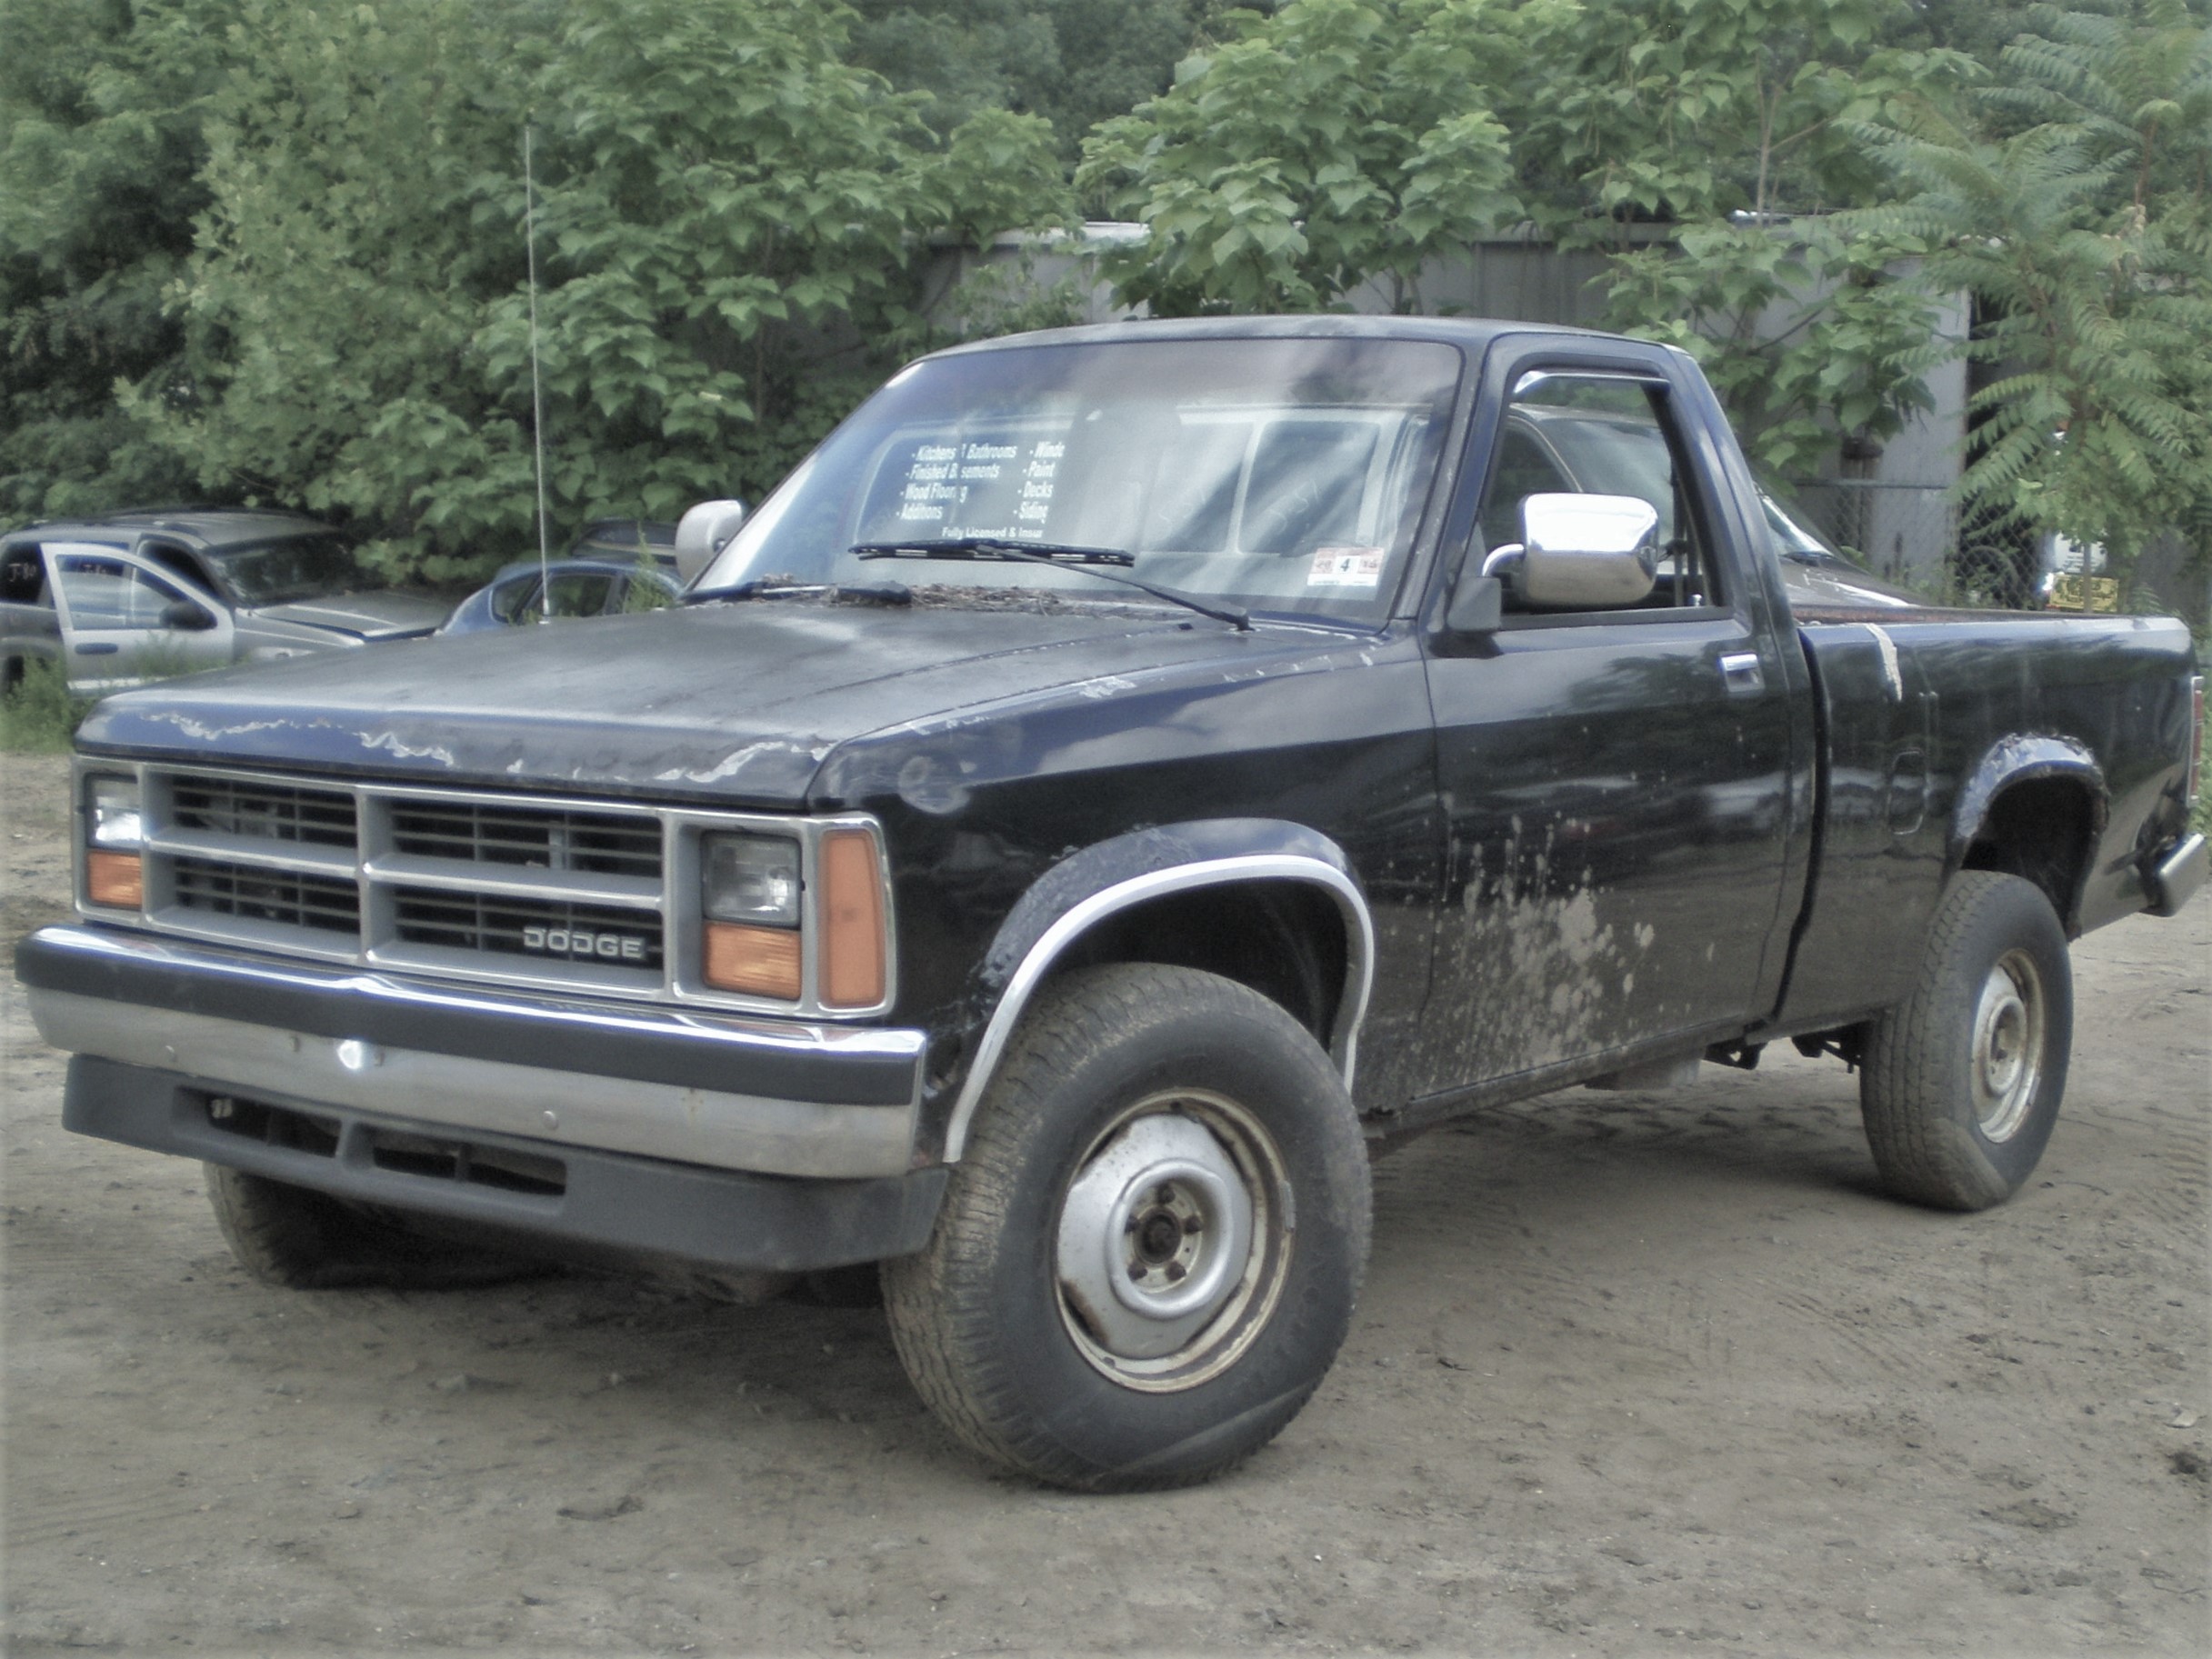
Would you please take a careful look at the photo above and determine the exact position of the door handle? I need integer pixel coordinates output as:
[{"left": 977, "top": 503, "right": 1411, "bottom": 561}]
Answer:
[
  {"left": 1718, "top": 651, "right": 1764, "bottom": 695},
  {"left": 74, "top": 642, "right": 119, "bottom": 655}
]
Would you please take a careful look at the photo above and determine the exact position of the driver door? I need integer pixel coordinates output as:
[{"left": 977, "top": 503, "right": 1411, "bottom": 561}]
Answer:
[
  {"left": 1410, "top": 346, "right": 1797, "bottom": 1099},
  {"left": 50, "top": 545, "right": 235, "bottom": 691}
]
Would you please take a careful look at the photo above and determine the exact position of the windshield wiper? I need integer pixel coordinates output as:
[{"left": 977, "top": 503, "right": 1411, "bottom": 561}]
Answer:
[
  {"left": 686, "top": 575, "right": 911, "bottom": 607},
  {"left": 849, "top": 537, "right": 1249, "bottom": 632}
]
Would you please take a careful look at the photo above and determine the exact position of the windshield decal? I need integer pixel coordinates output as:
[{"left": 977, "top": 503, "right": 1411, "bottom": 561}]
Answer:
[{"left": 1306, "top": 546, "right": 1386, "bottom": 588}]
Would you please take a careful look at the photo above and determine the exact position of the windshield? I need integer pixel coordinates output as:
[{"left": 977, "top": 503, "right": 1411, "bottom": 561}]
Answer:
[
  {"left": 700, "top": 337, "right": 1465, "bottom": 625},
  {"left": 212, "top": 535, "right": 376, "bottom": 605}
]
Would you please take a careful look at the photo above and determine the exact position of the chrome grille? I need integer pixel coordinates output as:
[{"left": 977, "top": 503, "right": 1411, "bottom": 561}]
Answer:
[
  {"left": 105, "top": 764, "right": 892, "bottom": 1016},
  {"left": 392, "top": 888, "right": 665, "bottom": 973},
  {"left": 389, "top": 801, "right": 661, "bottom": 880},
  {"left": 171, "top": 775, "right": 357, "bottom": 848},
  {"left": 173, "top": 855, "right": 360, "bottom": 934}
]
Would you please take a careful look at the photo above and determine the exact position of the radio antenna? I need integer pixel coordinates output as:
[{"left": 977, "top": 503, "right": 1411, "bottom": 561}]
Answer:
[{"left": 524, "top": 121, "right": 552, "bottom": 620}]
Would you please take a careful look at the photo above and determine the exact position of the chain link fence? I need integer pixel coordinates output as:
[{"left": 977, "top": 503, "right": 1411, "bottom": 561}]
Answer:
[{"left": 1782, "top": 479, "right": 2042, "bottom": 607}]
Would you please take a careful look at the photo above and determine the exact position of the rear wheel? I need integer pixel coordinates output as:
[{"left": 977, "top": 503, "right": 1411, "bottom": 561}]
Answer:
[
  {"left": 1860, "top": 872, "right": 2073, "bottom": 1210},
  {"left": 204, "top": 1164, "right": 545, "bottom": 1289},
  {"left": 884, "top": 964, "right": 1370, "bottom": 1491}
]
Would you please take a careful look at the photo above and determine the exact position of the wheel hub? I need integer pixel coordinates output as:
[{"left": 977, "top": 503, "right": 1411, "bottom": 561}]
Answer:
[
  {"left": 1970, "top": 949, "right": 2045, "bottom": 1143},
  {"left": 1055, "top": 1095, "right": 1285, "bottom": 1386}
]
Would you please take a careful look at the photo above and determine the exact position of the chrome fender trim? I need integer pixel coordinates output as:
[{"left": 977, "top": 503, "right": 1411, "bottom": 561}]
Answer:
[{"left": 942, "top": 854, "right": 1376, "bottom": 1163}]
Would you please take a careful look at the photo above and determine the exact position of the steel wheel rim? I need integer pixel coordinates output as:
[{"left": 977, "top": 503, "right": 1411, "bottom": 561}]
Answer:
[
  {"left": 1054, "top": 1090, "right": 1291, "bottom": 1394},
  {"left": 1970, "top": 948, "right": 2044, "bottom": 1143}
]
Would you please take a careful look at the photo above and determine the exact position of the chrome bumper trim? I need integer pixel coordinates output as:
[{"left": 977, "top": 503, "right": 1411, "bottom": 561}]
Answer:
[
  {"left": 18, "top": 924, "right": 924, "bottom": 1180},
  {"left": 2148, "top": 832, "right": 2207, "bottom": 919}
]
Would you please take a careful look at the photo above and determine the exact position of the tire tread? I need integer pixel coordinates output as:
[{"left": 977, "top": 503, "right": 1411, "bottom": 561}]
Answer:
[
  {"left": 883, "top": 963, "right": 1366, "bottom": 1490},
  {"left": 1860, "top": 871, "right": 2070, "bottom": 1211}
]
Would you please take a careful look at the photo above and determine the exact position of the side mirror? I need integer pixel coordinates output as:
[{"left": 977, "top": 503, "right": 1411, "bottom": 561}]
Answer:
[
  {"left": 1517, "top": 493, "right": 1660, "bottom": 608},
  {"left": 162, "top": 599, "right": 216, "bottom": 632},
  {"left": 674, "top": 498, "right": 747, "bottom": 585}
]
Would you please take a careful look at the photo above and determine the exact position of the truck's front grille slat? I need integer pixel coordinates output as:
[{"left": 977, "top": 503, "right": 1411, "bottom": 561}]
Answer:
[
  {"left": 389, "top": 802, "right": 662, "bottom": 881},
  {"left": 171, "top": 777, "right": 358, "bottom": 849},
  {"left": 173, "top": 855, "right": 361, "bottom": 934}
]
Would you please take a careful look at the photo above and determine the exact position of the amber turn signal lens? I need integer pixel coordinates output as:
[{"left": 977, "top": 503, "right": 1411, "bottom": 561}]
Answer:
[
  {"left": 817, "top": 828, "right": 886, "bottom": 1009},
  {"left": 702, "top": 921, "right": 801, "bottom": 1000},
  {"left": 85, "top": 850, "right": 144, "bottom": 909}
]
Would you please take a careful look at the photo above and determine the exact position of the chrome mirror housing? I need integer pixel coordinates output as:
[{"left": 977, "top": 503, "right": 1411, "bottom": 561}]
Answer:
[
  {"left": 1516, "top": 493, "right": 1660, "bottom": 608},
  {"left": 674, "top": 498, "right": 748, "bottom": 585}
]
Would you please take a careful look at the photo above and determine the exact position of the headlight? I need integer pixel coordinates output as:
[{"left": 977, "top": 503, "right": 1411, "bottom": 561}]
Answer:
[
  {"left": 701, "top": 833, "right": 802, "bottom": 999},
  {"left": 84, "top": 774, "right": 145, "bottom": 909},
  {"left": 702, "top": 834, "right": 800, "bottom": 926},
  {"left": 696, "top": 825, "right": 887, "bottom": 1008},
  {"left": 87, "top": 775, "right": 144, "bottom": 851}
]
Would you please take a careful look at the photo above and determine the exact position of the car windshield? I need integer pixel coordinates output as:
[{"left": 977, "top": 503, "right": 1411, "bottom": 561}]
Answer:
[
  {"left": 698, "top": 337, "right": 1465, "bottom": 625},
  {"left": 211, "top": 535, "right": 376, "bottom": 605}
]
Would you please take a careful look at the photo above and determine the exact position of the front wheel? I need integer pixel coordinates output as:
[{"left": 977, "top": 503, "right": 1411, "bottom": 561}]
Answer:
[
  {"left": 1860, "top": 871, "right": 2074, "bottom": 1211},
  {"left": 883, "top": 964, "right": 1371, "bottom": 1491}
]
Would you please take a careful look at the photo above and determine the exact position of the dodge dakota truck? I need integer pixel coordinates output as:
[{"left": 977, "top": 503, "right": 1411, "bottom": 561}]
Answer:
[{"left": 16, "top": 317, "right": 2205, "bottom": 1492}]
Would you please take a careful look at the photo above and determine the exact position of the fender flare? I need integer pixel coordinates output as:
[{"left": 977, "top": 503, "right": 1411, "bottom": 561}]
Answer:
[
  {"left": 1949, "top": 735, "right": 2107, "bottom": 865},
  {"left": 1948, "top": 735, "right": 2108, "bottom": 928},
  {"left": 941, "top": 819, "right": 1376, "bottom": 1163}
]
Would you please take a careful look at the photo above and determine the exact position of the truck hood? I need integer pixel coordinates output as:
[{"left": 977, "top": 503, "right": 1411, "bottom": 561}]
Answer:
[
  {"left": 247, "top": 590, "right": 451, "bottom": 639},
  {"left": 76, "top": 596, "right": 1305, "bottom": 807}
]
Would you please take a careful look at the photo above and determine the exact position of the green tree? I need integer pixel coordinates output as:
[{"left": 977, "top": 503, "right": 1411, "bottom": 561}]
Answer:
[
  {"left": 0, "top": 0, "right": 241, "bottom": 520},
  {"left": 126, "top": 0, "right": 1064, "bottom": 583},
  {"left": 1860, "top": 0, "right": 2212, "bottom": 595},
  {"left": 1600, "top": 221, "right": 1951, "bottom": 475},
  {"left": 1518, "top": 0, "right": 1976, "bottom": 230},
  {"left": 1076, "top": 0, "right": 1543, "bottom": 315},
  {"left": 845, "top": 0, "right": 1248, "bottom": 165}
]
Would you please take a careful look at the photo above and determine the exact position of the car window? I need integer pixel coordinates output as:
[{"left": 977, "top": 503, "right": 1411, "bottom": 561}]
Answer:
[
  {"left": 494, "top": 569, "right": 625, "bottom": 626},
  {"left": 541, "top": 570, "right": 618, "bottom": 618},
  {"left": 212, "top": 535, "right": 372, "bottom": 605},
  {"left": 143, "top": 541, "right": 218, "bottom": 595},
  {"left": 1477, "top": 428, "right": 1573, "bottom": 550},
  {"left": 55, "top": 555, "right": 187, "bottom": 630},
  {"left": 1474, "top": 375, "right": 1725, "bottom": 616},
  {"left": 490, "top": 574, "right": 541, "bottom": 626},
  {"left": 1, "top": 546, "right": 48, "bottom": 606}
]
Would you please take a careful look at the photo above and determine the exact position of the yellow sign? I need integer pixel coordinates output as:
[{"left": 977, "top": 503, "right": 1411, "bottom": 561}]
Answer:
[{"left": 2047, "top": 574, "right": 2120, "bottom": 613}]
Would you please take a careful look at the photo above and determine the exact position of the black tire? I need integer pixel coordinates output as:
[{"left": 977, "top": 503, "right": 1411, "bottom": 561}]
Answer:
[
  {"left": 883, "top": 964, "right": 1371, "bottom": 1492},
  {"left": 203, "top": 1164, "right": 547, "bottom": 1290},
  {"left": 1860, "top": 871, "right": 2074, "bottom": 1211}
]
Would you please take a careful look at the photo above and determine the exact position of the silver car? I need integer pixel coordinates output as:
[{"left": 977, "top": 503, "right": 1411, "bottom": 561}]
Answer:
[{"left": 0, "top": 508, "right": 449, "bottom": 695}]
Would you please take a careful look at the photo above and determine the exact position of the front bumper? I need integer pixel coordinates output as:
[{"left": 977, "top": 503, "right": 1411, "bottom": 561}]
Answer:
[
  {"left": 58, "top": 1054, "right": 946, "bottom": 1273},
  {"left": 17, "top": 924, "right": 926, "bottom": 1179},
  {"left": 18, "top": 923, "right": 950, "bottom": 1271}
]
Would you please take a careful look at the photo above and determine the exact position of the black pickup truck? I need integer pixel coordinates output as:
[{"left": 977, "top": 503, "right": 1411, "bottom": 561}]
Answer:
[{"left": 17, "top": 317, "right": 2205, "bottom": 1492}]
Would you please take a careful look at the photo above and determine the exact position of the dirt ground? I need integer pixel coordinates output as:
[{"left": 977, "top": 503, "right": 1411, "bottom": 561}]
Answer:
[{"left": 3, "top": 748, "right": 2207, "bottom": 1658}]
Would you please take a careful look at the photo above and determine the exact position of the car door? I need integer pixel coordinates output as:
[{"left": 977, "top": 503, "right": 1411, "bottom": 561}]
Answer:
[
  {"left": 1409, "top": 341, "right": 1798, "bottom": 1100},
  {"left": 49, "top": 545, "right": 235, "bottom": 692},
  {"left": 1, "top": 540, "right": 63, "bottom": 685}
]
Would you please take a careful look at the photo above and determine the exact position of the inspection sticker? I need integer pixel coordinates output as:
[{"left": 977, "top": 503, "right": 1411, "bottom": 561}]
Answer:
[{"left": 1306, "top": 545, "right": 1386, "bottom": 588}]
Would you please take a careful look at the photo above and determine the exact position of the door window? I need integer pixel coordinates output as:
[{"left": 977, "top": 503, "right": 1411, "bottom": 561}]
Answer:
[
  {"left": 55, "top": 555, "right": 189, "bottom": 630},
  {"left": 1, "top": 546, "right": 47, "bottom": 606},
  {"left": 1475, "top": 375, "right": 1726, "bottom": 615}
]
